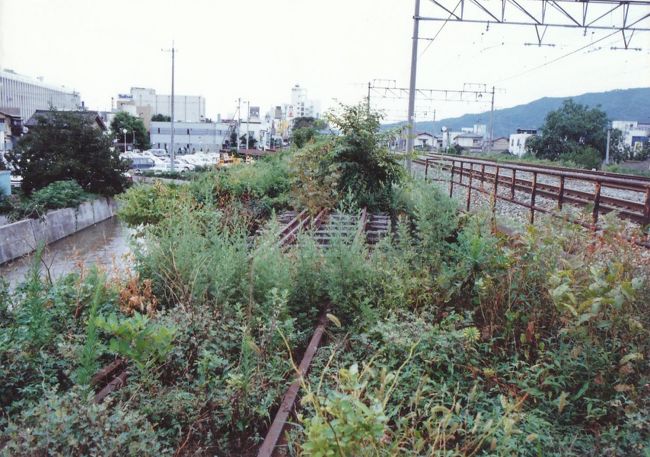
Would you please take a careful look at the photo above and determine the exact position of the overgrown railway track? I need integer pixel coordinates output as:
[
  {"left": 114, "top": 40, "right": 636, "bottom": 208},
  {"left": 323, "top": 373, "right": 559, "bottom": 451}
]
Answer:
[{"left": 91, "top": 207, "right": 391, "bottom": 456}]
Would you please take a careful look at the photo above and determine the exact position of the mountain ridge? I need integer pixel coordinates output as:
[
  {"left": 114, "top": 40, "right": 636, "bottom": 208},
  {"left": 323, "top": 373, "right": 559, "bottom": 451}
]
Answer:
[{"left": 384, "top": 87, "right": 650, "bottom": 138}]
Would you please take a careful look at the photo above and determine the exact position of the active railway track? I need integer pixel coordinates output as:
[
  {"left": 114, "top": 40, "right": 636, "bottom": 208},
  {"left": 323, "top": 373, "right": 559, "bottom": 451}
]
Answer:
[{"left": 414, "top": 154, "right": 650, "bottom": 246}]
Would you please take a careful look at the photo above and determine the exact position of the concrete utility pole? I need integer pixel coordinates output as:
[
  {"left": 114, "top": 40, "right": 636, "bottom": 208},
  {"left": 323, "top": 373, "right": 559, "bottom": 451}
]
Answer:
[
  {"left": 406, "top": 0, "right": 421, "bottom": 172},
  {"left": 488, "top": 86, "right": 495, "bottom": 152},
  {"left": 605, "top": 126, "right": 611, "bottom": 165},
  {"left": 236, "top": 98, "right": 241, "bottom": 152},
  {"left": 162, "top": 42, "right": 176, "bottom": 172},
  {"left": 367, "top": 82, "right": 371, "bottom": 114},
  {"left": 246, "top": 100, "right": 250, "bottom": 150}
]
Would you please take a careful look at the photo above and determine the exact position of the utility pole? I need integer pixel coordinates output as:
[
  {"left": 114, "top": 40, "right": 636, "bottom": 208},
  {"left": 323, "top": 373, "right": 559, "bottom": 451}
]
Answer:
[
  {"left": 605, "top": 126, "right": 611, "bottom": 165},
  {"left": 162, "top": 42, "right": 176, "bottom": 172},
  {"left": 367, "top": 82, "right": 371, "bottom": 114},
  {"left": 487, "top": 86, "right": 495, "bottom": 153},
  {"left": 236, "top": 98, "right": 241, "bottom": 153},
  {"left": 432, "top": 109, "right": 436, "bottom": 151},
  {"left": 246, "top": 100, "right": 250, "bottom": 151},
  {"left": 406, "top": 0, "right": 421, "bottom": 172}
]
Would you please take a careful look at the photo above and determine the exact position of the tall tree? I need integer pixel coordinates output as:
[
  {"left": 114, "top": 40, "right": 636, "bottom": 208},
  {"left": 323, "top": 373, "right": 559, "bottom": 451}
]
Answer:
[
  {"left": 6, "top": 110, "right": 129, "bottom": 195},
  {"left": 527, "top": 99, "right": 609, "bottom": 164},
  {"left": 110, "top": 112, "right": 151, "bottom": 150}
]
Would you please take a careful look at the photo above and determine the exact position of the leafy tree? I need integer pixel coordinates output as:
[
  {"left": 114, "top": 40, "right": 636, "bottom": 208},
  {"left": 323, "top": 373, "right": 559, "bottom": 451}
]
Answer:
[
  {"left": 110, "top": 111, "right": 150, "bottom": 150},
  {"left": 151, "top": 114, "right": 171, "bottom": 122},
  {"left": 239, "top": 133, "right": 258, "bottom": 149},
  {"left": 6, "top": 110, "right": 129, "bottom": 195},
  {"left": 291, "top": 117, "right": 328, "bottom": 148},
  {"left": 526, "top": 100, "right": 611, "bottom": 166},
  {"left": 291, "top": 103, "right": 403, "bottom": 211}
]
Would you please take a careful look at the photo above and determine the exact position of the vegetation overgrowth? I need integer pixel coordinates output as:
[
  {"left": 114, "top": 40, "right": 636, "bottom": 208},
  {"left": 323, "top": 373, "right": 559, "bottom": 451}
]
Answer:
[
  {"left": 1, "top": 104, "right": 648, "bottom": 456},
  {"left": 0, "top": 180, "right": 94, "bottom": 220}
]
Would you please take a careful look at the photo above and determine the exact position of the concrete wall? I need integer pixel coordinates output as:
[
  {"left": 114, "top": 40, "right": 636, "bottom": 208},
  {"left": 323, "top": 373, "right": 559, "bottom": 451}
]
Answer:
[
  {"left": 0, "top": 197, "right": 115, "bottom": 265},
  {"left": 0, "top": 170, "right": 10, "bottom": 196}
]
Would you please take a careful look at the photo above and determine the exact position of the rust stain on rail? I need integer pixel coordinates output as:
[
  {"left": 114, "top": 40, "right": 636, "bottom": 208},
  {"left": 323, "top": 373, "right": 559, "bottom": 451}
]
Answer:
[{"left": 257, "top": 315, "right": 328, "bottom": 457}]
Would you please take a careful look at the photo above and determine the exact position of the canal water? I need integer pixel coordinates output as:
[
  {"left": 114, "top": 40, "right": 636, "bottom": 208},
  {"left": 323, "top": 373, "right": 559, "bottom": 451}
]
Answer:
[{"left": 0, "top": 217, "right": 133, "bottom": 289}]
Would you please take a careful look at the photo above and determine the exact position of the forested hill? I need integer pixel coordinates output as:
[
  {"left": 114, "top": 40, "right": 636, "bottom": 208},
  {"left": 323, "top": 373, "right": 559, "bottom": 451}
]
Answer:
[{"left": 385, "top": 87, "right": 650, "bottom": 138}]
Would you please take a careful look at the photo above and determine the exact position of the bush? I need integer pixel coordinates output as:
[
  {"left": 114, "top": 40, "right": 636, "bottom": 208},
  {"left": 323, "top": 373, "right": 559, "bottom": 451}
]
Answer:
[
  {"left": 30, "top": 180, "right": 87, "bottom": 210},
  {"left": 2, "top": 387, "right": 164, "bottom": 456},
  {"left": 561, "top": 146, "right": 602, "bottom": 169}
]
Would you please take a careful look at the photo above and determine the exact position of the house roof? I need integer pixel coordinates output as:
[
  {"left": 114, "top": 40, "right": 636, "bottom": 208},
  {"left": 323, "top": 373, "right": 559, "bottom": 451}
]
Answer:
[
  {"left": 416, "top": 132, "right": 434, "bottom": 137},
  {"left": 455, "top": 133, "right": 483, "bottom": 139},
  {"left": 25, "top": 110, "right": 107, "bottom": 131},
  {"left": 0, "top": 107, "right": 21, "bottom": 118},
  {"left": 492, "top": 136, "right": 508, "bottom": 141}
]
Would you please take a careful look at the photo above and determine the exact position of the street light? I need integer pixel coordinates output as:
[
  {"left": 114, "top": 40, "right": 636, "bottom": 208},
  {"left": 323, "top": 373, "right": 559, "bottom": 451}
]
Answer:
[{"left": 122, "top": 128, "right": 127, "bottom": 153}]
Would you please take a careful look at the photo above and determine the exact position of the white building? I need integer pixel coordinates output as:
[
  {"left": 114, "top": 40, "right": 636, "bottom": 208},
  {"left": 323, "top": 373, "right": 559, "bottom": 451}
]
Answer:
[
  {"left": 415, "top": 132, "right": 435, "bottom": 150},
  {"left": 509, "top": 128, "right": 537, "bottom": 156},
  {"left": 287, "top": 84, "right": 320, "bottom": 120},
  {"left": 612, "top": 120, "right": 650, "bottom": 153},
  {"left": 116, "top": 87, "right": 206, "bottom": 123},
  {"left": 150, "top": 121, "right": 232, "bottom": 154},
  {"left": 0, "top": 68, "right": 81, "bottom": 121}
]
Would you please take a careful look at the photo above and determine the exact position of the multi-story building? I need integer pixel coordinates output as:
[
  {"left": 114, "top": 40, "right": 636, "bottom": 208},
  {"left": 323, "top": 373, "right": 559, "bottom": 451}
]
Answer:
[
  {"left": 0, "top": 69, "right": 81, "bottom": 121},
  {"left": 116, "top": 87, "right": 206, "bottom": 126},
  {"left": 509, "top": 128, "right": 538, "bottom": 156},
  {"left": 287, "top": 84, "right": 320, "bottom": 121},
  {"left": 612, "top": 120, "right": 650, "bottom": 153},
  {"left": 150, "top": 120, "right": 232, "bottom": 154}
]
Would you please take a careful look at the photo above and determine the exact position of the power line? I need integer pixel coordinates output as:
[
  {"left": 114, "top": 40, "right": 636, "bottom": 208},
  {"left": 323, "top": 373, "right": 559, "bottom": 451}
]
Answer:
[
  {"left": 419, "top": 0, "right": 462, "bottom": 57},
  {"left": 493, "top": 27, "right": 623, "bottom": 84}
]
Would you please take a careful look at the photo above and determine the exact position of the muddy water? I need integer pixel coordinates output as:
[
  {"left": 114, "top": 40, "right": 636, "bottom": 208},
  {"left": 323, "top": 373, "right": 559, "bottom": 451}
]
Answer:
[{"left": 0, "top": 217, "right": 134, "bottom": 289}]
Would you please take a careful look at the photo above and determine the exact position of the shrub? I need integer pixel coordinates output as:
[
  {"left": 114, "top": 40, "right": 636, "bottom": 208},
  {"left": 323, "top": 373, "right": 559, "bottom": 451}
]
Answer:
[
  {"left": 2, "top": 387, "right": 164, "bottom": 456},
  {"left": 29, "top": 180, "right": 87, "bottom": 209}
]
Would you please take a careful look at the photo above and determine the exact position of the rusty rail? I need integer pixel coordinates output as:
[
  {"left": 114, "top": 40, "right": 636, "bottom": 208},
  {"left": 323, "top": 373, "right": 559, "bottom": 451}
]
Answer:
[
  {"left": 257, "top": 315, "right": 328, "bottom": 457},
  {"left": 419, "top": 155, "right": 650, "bottom": 227},
  {"left": 91, "top": 210, "right": 328, "bottom": 404},
  {"left": 257, "top": 207, "right": 373, "bottom": 456}
]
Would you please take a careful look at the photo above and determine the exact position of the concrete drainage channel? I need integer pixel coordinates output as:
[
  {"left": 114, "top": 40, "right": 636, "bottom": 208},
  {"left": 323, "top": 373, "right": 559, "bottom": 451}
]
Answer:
[{"left": 0, "top": 197, "right": 117, "bottom": 265}]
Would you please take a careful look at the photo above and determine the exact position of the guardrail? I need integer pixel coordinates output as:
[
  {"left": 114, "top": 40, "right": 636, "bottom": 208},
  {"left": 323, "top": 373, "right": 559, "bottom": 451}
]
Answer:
[{"left": 418, "top": 154, "right": 650, "bottom": 228}]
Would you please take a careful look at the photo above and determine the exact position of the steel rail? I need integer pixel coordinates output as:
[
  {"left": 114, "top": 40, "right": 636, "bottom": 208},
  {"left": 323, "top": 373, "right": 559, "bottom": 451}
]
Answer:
[
  {"left": 416, "top": 156, "right": 650, "bottom": 247},
  {"left": 91, "top": 210, "right": 324, "bottom": 404}
]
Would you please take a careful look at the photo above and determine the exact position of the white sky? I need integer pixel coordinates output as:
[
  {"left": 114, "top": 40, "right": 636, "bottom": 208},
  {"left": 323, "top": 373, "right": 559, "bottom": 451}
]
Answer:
[{"left": 1, "top": 0, "right": 649, "bottom": 122}]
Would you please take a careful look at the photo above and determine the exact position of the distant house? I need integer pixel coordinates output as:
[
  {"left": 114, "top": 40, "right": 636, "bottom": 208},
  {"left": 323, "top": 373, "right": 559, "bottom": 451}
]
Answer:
[
  {"left": 611, "top": 120, "right": 650, "bottom": 155},
  {"left": 491, "top": 137, "right": 509, "bottom": 152},
  {"left": 509, "top": 128, "right": 537, "bottom": 156},
  {"left": 415, "top": 132, "right": 435, "bottom": 150},
  {"left": 0, "top": 108, "right": 23, "bottom": 153},
  {"left": 455, "top": 133, "right": 484, "bottom": 152},
  {"left": 25, "top": 110, "right": 107, "bottom": 132}
]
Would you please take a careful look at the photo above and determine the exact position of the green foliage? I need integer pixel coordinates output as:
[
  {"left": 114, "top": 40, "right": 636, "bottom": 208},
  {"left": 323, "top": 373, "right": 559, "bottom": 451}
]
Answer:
[
  {"left": 2, "top": 387, "right": 163, "bottom": 456},
  {"left": 117, "top": 181, "right": 188, "bottom": 226},
  {"left": 3, "top": 148, "right": 649, "bottom": 455},
  {"left": 110, "top": 111, "right": 151, "bottom": 150},
  {"left": 291, "top": 103, "right": 403, "bottom": 212},
  {"left": 527, "top": 99, "right": 608, "bottom": 165},
  {"left": 95, "top": 312, "right": 175, "bottom": 376},
  {"left": 6, "top": 109, "right": 129, "bottom": 195},
  {"left": 151, "top": 113, "right": 171, "bottom": 122},
  {"left": 30, "top": 180, "right": 87, "bottom": 209},
  {"left": 291, "top": 116, "right": 327, "bottom": 148}
]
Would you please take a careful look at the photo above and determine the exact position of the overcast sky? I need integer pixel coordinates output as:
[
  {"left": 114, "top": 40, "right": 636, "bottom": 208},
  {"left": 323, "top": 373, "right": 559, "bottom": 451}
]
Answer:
[{"left": 1, "top": 0, "right": 649, "bottom": 122}]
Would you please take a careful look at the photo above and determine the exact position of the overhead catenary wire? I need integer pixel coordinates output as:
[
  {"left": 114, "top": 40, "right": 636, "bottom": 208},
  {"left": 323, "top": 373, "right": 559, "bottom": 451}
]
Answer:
[
  {"left": 419, "top": 0, "right": 462, "bottom": 57},
  {"left": 493, "top": 28, "right": 634, "bottom": 84}
]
